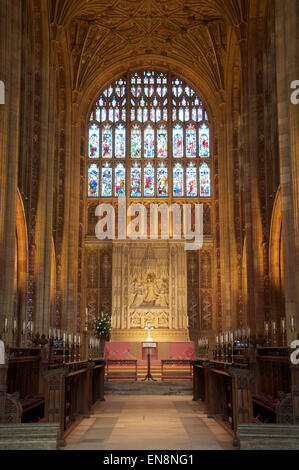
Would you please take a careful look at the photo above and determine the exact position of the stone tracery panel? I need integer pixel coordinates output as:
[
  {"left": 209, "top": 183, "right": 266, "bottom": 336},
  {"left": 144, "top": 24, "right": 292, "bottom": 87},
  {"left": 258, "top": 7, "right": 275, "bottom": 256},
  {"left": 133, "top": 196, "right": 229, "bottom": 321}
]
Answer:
[{"left": 111, "top": 242, "right": 188, "bottom": 342}]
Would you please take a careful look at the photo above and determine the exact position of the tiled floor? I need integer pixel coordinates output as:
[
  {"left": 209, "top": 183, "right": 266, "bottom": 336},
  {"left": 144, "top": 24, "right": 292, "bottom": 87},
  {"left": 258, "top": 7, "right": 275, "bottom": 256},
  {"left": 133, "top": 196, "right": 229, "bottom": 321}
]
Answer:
[{"left": 64, "top": 395, "right": 234, "bottom": 450}]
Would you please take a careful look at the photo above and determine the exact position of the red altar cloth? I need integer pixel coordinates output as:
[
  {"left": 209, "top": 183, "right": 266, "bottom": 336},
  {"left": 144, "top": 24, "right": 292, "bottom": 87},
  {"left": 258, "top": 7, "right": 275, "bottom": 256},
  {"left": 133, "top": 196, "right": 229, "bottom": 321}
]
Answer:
[{"left": 105, "top": 342, "right": 194, "bottom": 361}]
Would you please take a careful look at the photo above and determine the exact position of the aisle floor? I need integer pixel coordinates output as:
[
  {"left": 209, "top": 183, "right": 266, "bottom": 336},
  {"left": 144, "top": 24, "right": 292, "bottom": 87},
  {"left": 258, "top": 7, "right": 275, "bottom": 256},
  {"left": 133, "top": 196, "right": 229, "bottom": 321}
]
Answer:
[{"left": 64, "top": 395, "right": 234, "bottom": 450}]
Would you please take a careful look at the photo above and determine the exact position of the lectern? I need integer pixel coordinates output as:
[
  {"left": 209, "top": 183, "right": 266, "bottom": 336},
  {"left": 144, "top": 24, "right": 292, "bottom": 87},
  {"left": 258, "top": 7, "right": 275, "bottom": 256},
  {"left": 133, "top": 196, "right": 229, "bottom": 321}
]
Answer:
[{"left": 142, "top": 342, "right": 157, "bottom": 382}]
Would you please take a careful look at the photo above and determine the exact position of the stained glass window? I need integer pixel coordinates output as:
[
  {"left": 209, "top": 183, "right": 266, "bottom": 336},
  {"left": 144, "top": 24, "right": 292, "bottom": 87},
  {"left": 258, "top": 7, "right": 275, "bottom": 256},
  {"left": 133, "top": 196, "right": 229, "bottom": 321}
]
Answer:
[
  {"left": 173, "top": 124, "right": 184, "bottom": 158},
  {"left": 131, "top": 125, "right": 142, "bottom": 159},
  {"left": 131, "top": 163, "right": 142, "bottom": 198},
  {"left": 199, "top": 124, "right": 210, "bottom": 157},
  {"left": 144, "top": 162, "right": 155, "bottom": 197},
  {"left": 115, "top": 124, "right": 126, "bottom": 158},
  {"left": 115, "top": 163, "right": 126, "bottom": 197},
  {"left": 101, "top": 163, "right": 112, "bottom": 197},
  {"left": 200, "top": 163, "right": 211, "bottom": 197},
  {"left": 157, "top": 163, "right": 168, "bottom": 197},
  {"left": 186, "top": 125, "right": 197, "bottom": 158},
  {"left": 89, "top": 124, "right": 99, "bottom": 159},
  {"left": 102, "top": 125, "right": 113, "bottom": 158},
  {"left": 157, "top": 125, "right": 168, "bottom": 158},
  {"left": 144, "top": 125, "right": 155, "bottom": 159},
  {"left": 88, "top": 164, "right": 99, "bottom": 197},
  {"left": 186, "top": 163, "right": 198, "bottom": 197},
  {"left": 88, "top": 71, "right": 212, "bottom": 200},
  {"left": 173, "top": 163, "right": 184, "bottom": 197}
]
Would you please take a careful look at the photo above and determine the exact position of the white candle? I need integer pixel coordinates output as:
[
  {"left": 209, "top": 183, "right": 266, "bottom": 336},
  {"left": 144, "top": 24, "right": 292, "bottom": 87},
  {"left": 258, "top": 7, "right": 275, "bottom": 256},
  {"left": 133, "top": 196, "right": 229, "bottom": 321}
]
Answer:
[
  {"left": 4, "top": 317, "right": 8, "bottom": 331},
  {"left": 85, "top": 309, "right": 89, "bottom": 331}
]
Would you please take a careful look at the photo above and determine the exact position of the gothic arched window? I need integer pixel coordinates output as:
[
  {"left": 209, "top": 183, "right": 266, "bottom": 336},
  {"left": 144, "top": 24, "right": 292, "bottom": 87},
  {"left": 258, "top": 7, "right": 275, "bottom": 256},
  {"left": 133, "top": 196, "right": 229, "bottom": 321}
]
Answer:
[{"left": 87, "top": 71, "right": 211, "bottom": 200}]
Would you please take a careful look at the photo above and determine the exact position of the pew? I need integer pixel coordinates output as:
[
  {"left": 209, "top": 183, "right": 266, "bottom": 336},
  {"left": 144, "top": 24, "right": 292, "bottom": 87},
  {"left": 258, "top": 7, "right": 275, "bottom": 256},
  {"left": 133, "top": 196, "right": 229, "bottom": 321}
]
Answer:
[
  {"left": 2, "top": 348, "right": 45, "bottom": 423},
  {"left": 0, "top": 423, "right": 60, "bottom": 450},
  {"left": 238, "top": 424, "right": 299, "bottom": 450},
  {"left": 192, "top": 359, "right": 253, "bottom": 446},
  {"left": 106, "top": 360, "right": 138, "bottom": 381},
  {"left": 161, "top": 360, "right": 193, "bottom": 381},
  {"left": 43, "top": 358, "right": 106, "bottom": 445}
]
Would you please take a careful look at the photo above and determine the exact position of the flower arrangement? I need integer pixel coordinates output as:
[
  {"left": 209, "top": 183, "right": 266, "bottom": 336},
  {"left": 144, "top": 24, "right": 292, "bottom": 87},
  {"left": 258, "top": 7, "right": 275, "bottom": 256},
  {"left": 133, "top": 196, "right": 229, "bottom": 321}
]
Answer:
[{"left": 94, "top": 312, "right": 111, "bottom": 340}]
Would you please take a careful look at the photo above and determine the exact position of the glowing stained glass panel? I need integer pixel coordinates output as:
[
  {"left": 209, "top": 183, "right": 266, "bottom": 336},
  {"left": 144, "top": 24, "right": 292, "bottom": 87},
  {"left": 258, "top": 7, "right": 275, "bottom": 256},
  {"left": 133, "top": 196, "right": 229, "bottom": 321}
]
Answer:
[
  {"left": 115, "top": 164, "right": 126, "bottom": 197},
  {"left": 88, "top": 164, "right": 99, "bottom": 197},
  {"left": 186, "top": 125, "right": 197, "bottom": 158},
  {"left": 131, "top": 164, "right": 142, "bottom": 197},
  {"left": 200, "top": 163, "right": 211, "bottom": 197},
  {"left": 173, "top": 163, "right": 184, "bottom": 197},
  {"left": 157, "top": 126, "right": 168, "bottom": 158},
  {"left": 101, "top": 164, "right": 112, "bottom": 197},
  {"left": 199, "top": 124, "right": 210, "bottom": 157},
  {"left": 157, "top": 163, "right": 168, "bottom": 197},
  {"left": 102, "top": 125, "right": 113, "bottom": 158},
  {"left": 144, "top": 125, "right": 155, "bottom": 159},
  {"left": 131, "top": 125, "right": 142, "bottom": 159},
  {"left": 186, "top": 164, "right": 197, "bottom": 197},
  {"left": 89, "top": 124, "right": 99, "bottom": 158},
  {"left": 115, "top": 124, "right": 126, "bottom": 158},
  {"left": 144, "top": 162, "right": 155, "bottom": 197},
  {"left": 173, "top": 124, "right": 184, "bottom": 158}
]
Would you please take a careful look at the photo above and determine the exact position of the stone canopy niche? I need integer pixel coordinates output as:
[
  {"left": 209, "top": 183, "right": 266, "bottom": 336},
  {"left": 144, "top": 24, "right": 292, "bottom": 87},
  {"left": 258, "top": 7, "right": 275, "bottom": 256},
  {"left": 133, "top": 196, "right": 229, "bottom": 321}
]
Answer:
[{"left": 111, "top": 242, "right": 189, "bottom": 342}]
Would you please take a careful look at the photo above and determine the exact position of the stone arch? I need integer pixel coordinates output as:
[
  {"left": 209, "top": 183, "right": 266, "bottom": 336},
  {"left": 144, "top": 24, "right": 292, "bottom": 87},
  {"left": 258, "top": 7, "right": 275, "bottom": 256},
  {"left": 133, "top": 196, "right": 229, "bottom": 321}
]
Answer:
[
  {"left": 15, "top": 189, "right": 28, "bottom": 341},
  {"left": 269, "top": 186, "right": 285, "bottom": 318}
]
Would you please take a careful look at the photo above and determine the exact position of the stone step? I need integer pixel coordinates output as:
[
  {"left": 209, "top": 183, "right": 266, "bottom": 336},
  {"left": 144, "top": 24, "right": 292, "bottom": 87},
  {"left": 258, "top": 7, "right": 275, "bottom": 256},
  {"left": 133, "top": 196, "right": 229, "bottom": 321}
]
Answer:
[{"left": 104, "top": 381, "right": 193, "bottom": 395}]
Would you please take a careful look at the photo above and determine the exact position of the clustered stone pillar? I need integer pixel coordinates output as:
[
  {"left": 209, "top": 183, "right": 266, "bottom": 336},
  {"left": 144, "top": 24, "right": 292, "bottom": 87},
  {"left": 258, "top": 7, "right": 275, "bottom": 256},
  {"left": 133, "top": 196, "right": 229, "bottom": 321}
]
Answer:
[
  {"left": 275, "top": 0, "right": 299, "bottom": 344},
  {"left": 0, "top": 0, "right": 22, "bottom": 344}
]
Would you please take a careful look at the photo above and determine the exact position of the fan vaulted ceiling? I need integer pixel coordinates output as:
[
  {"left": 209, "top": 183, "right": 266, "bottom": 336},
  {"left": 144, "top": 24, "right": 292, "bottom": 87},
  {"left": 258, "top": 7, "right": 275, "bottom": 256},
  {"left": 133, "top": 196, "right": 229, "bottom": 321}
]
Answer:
[{"left": 49, "top": 0, "right": 249, "bottom": 92}]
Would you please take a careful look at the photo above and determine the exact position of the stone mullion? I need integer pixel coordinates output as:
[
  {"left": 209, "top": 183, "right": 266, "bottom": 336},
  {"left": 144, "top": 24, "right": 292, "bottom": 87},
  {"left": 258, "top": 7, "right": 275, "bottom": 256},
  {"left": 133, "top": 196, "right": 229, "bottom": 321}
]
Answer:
[{"left": 0, "top": 0, "right": 22, "bottom": 341}]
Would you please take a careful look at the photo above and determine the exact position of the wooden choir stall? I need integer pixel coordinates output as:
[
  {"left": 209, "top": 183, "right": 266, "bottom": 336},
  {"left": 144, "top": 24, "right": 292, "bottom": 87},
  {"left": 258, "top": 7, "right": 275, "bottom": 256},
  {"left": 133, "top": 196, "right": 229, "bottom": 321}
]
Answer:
[
  {"left": 0, "top": 335, "right": 105, "bottom": 449},
  {"left": 193, "top": 331, "right": 299, "bottom": 449}
]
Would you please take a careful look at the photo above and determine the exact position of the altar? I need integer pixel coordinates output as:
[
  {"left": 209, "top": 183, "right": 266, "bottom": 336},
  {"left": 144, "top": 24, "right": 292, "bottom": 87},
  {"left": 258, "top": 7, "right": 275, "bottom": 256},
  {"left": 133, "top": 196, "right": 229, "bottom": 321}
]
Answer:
[{"left": 105, "top": 342, "right": 194, "bottom": 362}]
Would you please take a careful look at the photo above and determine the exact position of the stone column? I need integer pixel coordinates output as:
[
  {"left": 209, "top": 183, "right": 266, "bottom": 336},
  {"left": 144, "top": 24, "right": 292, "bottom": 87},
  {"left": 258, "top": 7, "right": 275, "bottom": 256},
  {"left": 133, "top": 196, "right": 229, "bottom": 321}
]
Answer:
[
  {"left": 275, "top": 0, "right": 299, "bottom": 344},
  {"left": 0, "top": 0, "right": 22, "bottom": 343}
]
